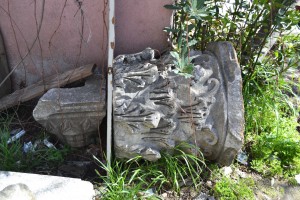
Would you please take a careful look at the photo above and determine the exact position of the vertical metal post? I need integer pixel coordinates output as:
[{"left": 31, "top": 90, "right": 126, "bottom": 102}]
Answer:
[{"left": 107, "top": 0, "right": 115, "bottom": 167}]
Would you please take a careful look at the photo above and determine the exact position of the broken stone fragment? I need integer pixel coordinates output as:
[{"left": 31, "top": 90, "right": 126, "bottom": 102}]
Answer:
[
  {"left": 33, "top": 76, "right": 106, "bottom": 148},
  {"left": 113, "top": 43, "right": 244, "bottom": 166},
  {"left": 0, "top": 183, "right": 36, "bottom": 200}
]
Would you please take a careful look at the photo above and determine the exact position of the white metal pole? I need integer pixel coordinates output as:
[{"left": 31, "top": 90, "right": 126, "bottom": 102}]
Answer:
[{"left": 107, "top": 0, "right": 115, "bottom": 167}]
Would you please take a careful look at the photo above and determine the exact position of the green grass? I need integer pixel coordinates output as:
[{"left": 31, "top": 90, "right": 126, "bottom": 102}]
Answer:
[
  {"left": 0, "top": 128, "right": 24, "bottom": 171},
  {"left": 213, "top": 176, "right": 255, "bottom": 200},
  {"left": 0, "top": 124, "right": 69, "bottom": 172},
  {"left": 208, "top": 164, "right": 256, "bottom": 200},
  {"left": 244, "top": 51, "right": 300, "bottom": 177},
  {"left": 94, "top": 143, "right": 206, "bottom": 199}
]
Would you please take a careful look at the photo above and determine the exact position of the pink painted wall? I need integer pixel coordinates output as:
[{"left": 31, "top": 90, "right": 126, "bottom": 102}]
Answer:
[{"left": 0, "top": 0, "right": 172, "bottom": 90}]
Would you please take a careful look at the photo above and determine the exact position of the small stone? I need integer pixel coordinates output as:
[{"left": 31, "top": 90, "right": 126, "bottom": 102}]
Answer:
[
  {"left": 189, "top": 187, "right": 198, "bottom": 197},
  {"left": 222, "top": 166, "right": 233, "bottom": 176},
  {"left": 206, "top": 181, "right": 213, "bottom": 188},
  {"left": 271, "top": 178, "right": 275, "bottom": 187},
  {"left": 256, "top": 191, "right": 272, "bottom": 200},
  {"left": 235, "top": 168, "right": 247, "bottom": 178},
  {"left": 161, "top": 192, "right": 168, "bottom": 198},
  {"left": 295, "top": 174, "right": 300, "bottom": 184},
  {"left": 194, "top": 192, "right": 215, "bottom": 200}
]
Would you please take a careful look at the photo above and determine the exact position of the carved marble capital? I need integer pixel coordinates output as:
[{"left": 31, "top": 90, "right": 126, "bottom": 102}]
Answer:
[{"left": 113, "top": 43, "right": 244, "bottom": 165}]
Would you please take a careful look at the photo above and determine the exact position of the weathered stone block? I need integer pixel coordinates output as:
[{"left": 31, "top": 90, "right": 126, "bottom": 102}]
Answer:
[
  {"left": 0, "top": 171, "right": 95, "bottom": 200},
  {"left": 33, "top": 76, "right": 106, "bottom": 147},
  {"left": 113, "top": 43, "right": 244, "bottom": 165}
]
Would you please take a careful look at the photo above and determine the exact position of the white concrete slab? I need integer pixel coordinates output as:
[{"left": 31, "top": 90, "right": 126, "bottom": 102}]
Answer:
[{"left": 0, "top": 171, "right": 95, "bottom": 200}]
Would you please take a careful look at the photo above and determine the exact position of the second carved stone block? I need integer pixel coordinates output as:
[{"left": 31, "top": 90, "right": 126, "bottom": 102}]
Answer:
[{"left": 33, "top": 76, "right": 106, "bottom": 148}]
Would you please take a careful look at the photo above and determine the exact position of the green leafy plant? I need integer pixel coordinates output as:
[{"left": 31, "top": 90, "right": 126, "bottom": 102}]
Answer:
[
  {"left": 169, "top": 43, "right": 198, "bottom": 77},
  {"left": 165, "top": 0, "right": 211, "bottom": 77},
  {"left": 165, "top": 0, "right": 299, "bottom": 80}
]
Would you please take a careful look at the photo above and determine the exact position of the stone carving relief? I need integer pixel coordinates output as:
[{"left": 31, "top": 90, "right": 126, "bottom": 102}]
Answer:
[
  {"left": 33, "top": 76, "right": 106, "bottom": 148},
  {"left": 113, "top": 42, "right": 244, "bottom": 165}
]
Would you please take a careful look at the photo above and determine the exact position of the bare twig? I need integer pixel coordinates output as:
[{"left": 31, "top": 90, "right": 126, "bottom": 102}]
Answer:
[{"left": 0, "top": 0, "right": 46, "bottom": 88}]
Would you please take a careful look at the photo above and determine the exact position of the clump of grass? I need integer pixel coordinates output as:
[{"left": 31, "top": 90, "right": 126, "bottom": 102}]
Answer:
[
  {"left": 95, "top": 157, "right": 148, "bottom": 200},
  {"left": 94, "top": 143, "right": 206, "bottom": 199},
  {"left": 0, "top": 129, "right": 24, "bottom": 171},
  {"left": 245, "top": 93, "right": 300, "bottom": 177},
  {"left": 213, "top": 176, "right": 255, "bottom": 200},
  {"left": 0, "top": 125, "right": 69, "bottom": 172}
]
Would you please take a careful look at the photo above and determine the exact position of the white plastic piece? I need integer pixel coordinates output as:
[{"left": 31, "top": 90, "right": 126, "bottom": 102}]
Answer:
[
  {"left": 10, "top": 128, "right": 21, "bottom": 136},
  {"left": 7, "top": 130, "right": 26, "bottom": 144},
  {"left": 237, "top": 151, "right": 248, "bottom": 165},
  {"left": 23, "top": 141, "right": 34, "bottom": 153},
  {"left": 43, "top": 138, "right": 56, "bottom": 149},
  {"left": 143, "top": 188, "right": 155, "bottom": 197}
]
